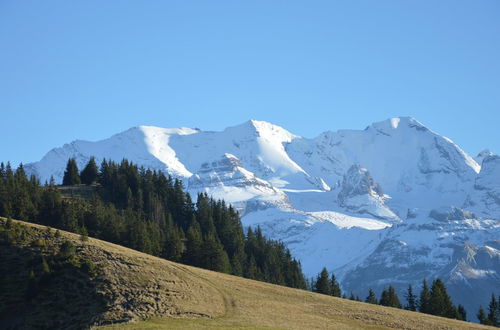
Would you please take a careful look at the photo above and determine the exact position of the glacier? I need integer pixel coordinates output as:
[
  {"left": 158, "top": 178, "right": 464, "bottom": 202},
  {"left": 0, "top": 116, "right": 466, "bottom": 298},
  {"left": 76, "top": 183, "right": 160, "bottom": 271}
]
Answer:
[{"left": 26, "top": 117, "right": 500, "bottom": 316}]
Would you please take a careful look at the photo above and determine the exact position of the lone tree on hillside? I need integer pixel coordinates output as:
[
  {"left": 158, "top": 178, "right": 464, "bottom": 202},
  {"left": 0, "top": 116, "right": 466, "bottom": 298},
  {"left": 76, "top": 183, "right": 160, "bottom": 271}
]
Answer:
[
  {"left": 80, "top": 157, "right": 99, "bottom": 185},
  {"left": 62, "top": 158, "right": 80, "bottom": 185}
]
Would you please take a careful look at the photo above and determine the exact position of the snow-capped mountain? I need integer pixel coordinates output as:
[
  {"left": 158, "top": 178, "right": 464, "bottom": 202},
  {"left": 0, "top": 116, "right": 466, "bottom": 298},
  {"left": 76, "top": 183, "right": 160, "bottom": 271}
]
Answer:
[{"left": 26, "top": 117, "right": 499, "bottom": 316}]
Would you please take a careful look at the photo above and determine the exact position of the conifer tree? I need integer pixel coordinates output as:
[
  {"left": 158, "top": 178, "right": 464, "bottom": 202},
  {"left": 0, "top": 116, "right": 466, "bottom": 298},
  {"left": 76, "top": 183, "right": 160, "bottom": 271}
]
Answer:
[
  {"left": 314, "top": 267, "right": 332, "bottom": 295},
  {"left": 183, "top": 221, "right": 203, "bottom": 266},
  {"left": 62, "top": 158, "right": 81, "bottom": 185},
  {"left": 477, "top": 305, "right": 487, "bottom": 325},
  {"left": 379, "top": 286, "right": 402, "bottom": 309},
  {"left": 80, "top": 157, "right": 99, "bottom": 185},
  {"left": 365, "top": 288, "right": 378, "bottom": 304},
  {"left": 487, "top": 293, "right": 499, "bottom": 326},
  {"left": 59, "top": 240, "right": 76, "bottom": 260},
  {"left": 245, "top": 255, "right": 259, "bottom": 279},
  {"left": 79, "top": 226, "right": 89, "bottom": 243},
  {"left": 162, "top": 214, "right": 183, "bottom": 262},
  {"left": 455, "top": 304, "right": 466, "bottom": 321},
  {"left": 418, "top": 279, "right": 431, "bottom": 314},
  {"left": 429, "top": 279, "right": 454, "bottom": 318},
  {"left": 201, "top": 232, "right": 232, "bottom": 274},
  {"left": 330, "top": 273, "right": 341, "bottom": 297},
  {"left": 405, "top": 284, "right": 417, "bottom": 311}
]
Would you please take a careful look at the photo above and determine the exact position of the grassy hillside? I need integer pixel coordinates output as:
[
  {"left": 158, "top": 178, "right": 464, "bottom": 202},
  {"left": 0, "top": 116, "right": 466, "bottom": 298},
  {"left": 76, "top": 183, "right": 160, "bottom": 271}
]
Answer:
[{"left": 0, "top": 219, "right": 492, "bottom": 330}]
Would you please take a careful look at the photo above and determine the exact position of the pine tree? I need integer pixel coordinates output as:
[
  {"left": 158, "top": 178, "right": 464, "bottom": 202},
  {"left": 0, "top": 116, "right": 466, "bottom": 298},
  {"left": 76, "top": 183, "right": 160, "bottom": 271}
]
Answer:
[
  {"left": 162, "top": 214, "right": 183, "bottom": 262},
  {"left": 389, "top": 286, "right": 402, "bottom": 308},
  {"left": 330, "top": 272, "right": 341, "bottom": 297},
  {"left": 455, "top": 304, "right": 467, "bottom": 321},
  {"left": 80, "top": 226, "right": 89, "bottom": 243},
  {"left": 59, "top": 240, "right": 76, "bottom": 260},
  {"left": 405, "top": 284, "right": 417, "bottom": 311},
  {"left": 429, "top": 279, "right": 454, "bottom": 318},
  {"left": 200, "top": 232, "right": 232, "bottom": 274},
  {"left": 80, "top": 157, "right": 99, "bottom": 185},
  {"left": 487, "top": 293, "right": 499, "bottom": 326},
  {"left": 62, "top": 158, "right": 81, "bottom": 185},
  {"left": 245, "top": 255, "right": 259, "bottom": 279},
  {"left": 183, "top": 221, "right": 203, "bottom": 266},
  {"left": 477, "top": 305, "right": 487, "bottom": 325},
  {"left": 418, "top": 279, "right": 431, "bottom": 314},
  {"left": 365, "top": 288, "right": 378, "bottom": 304},
  {"left": 379, "top": 286, "right": 401, "bottom": 308},
  {"left": 314, "top": 267, "right": 332, "bottom": 295}
]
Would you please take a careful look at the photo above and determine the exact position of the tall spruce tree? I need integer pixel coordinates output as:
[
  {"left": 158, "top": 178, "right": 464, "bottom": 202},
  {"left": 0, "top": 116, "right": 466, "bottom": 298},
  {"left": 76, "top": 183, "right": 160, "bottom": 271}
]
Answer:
[
  {"left": 379, "top": 286, "right": 402, "bottom": 309},
  {"left": 429, "top": 279, "right": 455, "bottom": 318},
  {"left": 62, "top": 158, "right": 81, "bottom": 185},
  {"left": 455, "top": 304, "right": 467, "bottom": 321},
  {"left": 330, "top": 273, "right": 342, "bottom": 297},
  {"left": 80, "top": 157, "right": 99, "bottom": 185},
  {"left": 201, "top": 232, "right": 232, "bottom": 274},
  {"left": 405, "top": 284, "right": 417, "bottom": 311},
  {"left": 365, "top": 288, "right": 378, "bottom": 304},
  {"left": 418, "top": 279, "right": 431, "bottom": 314},
  {"left": 314, "top": 267, "right": 332, "bottom": 295},
  {"left": 477, "top": 305, "right": 487, "bottom": 325},
  {"left": 487, "top": 293, "right": 499, "bottom": 326}
]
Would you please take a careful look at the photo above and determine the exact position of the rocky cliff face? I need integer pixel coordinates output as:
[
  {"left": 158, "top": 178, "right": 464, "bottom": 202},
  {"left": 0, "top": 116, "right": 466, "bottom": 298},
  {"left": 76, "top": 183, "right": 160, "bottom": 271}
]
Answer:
[{"left": 337, "top": 164, "right": 397, "bottom": 220}]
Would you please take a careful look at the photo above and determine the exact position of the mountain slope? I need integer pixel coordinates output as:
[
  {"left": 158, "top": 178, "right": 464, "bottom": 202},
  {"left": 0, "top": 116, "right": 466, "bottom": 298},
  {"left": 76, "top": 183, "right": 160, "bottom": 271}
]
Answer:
[
  {"left": 0, "top": 219, "right": 491, "bottom": 330},
  {"left": 25, "top": 117, "right": 500, "bottom": 315}
]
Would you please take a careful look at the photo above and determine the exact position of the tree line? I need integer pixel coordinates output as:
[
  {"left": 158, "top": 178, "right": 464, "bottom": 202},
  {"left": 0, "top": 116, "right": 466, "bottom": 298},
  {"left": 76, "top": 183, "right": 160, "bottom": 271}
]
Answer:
[
  {"left": 0, "top": 158, "right": 307, "bottom": 289},
  {"left": 311, "top": 267, "right": 499, "bottom": 326}
]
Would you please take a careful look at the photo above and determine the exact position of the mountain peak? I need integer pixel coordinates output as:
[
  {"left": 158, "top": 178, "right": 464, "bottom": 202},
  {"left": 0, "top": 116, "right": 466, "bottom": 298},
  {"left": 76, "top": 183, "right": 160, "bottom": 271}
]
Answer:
[
  {"left": 369, "top": 117, "right": 428, "bottom": 133},
  {"left": 226, "top": 119, "right": 299, "bottom": 142},
  {"left": 475, "top": 149, "right": 495, "bottom": 166}
]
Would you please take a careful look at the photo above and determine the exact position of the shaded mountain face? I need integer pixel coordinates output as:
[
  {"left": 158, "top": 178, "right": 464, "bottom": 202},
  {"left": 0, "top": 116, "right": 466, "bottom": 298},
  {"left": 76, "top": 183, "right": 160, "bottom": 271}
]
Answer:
[{"left": 26, "top": 117, "right": 499, "bottom": 314}]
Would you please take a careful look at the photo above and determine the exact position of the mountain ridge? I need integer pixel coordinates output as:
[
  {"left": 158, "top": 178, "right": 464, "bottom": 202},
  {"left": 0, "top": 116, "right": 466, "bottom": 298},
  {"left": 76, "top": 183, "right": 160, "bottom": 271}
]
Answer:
[{"left": 25, "top": 117, "right": 500, "bottom": 318}]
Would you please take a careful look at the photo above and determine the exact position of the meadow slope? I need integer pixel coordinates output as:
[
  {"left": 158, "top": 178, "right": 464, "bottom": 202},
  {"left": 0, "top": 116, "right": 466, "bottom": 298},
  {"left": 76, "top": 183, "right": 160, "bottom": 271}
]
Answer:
[{"left": 0, "top": 219, "right": 493, "bottom": 330}]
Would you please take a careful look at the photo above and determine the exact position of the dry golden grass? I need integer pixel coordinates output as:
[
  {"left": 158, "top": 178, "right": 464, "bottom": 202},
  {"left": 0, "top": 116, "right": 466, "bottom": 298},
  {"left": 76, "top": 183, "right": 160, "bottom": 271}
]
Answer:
[{"left": 6, "top": 220, "right": 493, "bottom": 330}]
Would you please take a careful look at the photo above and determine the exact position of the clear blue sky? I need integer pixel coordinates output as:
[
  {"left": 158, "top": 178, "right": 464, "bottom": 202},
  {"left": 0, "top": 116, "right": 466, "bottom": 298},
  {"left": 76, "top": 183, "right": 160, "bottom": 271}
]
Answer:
[{"left": 1, "top": 0, "right": 499, "bottom": 166}]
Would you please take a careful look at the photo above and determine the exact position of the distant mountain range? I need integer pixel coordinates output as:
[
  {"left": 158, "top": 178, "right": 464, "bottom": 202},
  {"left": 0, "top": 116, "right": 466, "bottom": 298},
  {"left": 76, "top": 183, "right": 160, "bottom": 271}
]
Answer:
[{"left": 26, "top": 117, "right": 500, "bottom": 316}]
